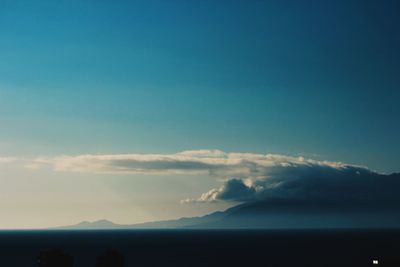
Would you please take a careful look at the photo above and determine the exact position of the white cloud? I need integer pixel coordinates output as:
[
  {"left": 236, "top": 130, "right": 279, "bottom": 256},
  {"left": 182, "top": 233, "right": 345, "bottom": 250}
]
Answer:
[
  {"left": 31, "top": 150, "right": 356, "bottom": 177},
  {"left": 0, "top": 156, "right": 17, "bottom": 164},
  {"left": 13, "top": 150, "right": 400, "bottom": 210}
]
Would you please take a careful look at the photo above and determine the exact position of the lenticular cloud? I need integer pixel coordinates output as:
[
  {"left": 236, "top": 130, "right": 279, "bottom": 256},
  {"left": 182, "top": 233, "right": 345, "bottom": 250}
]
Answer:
[{"left": 32, "top": 149, "right": 400, "bottom": 210}]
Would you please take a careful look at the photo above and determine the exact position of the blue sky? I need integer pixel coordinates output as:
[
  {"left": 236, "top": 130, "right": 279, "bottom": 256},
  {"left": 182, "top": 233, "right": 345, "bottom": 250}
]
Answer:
[{"left": 0, "top": 0, "right": 399, "bottom": 228}]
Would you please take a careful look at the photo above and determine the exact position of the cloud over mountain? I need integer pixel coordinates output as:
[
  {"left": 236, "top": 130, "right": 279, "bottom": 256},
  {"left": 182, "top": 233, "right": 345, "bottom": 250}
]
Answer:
[
  {"left": 33, "top": 149, "right": 400, "bottom": 211},
  {"left": 184, "top": 162, "right": 400, "bottom": 213}
]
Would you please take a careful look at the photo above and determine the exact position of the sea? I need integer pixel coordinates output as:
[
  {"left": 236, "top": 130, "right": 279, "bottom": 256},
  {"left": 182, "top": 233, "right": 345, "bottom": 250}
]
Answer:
[{"left": 0, "top": 229, "right": 399, "bottom": 267}]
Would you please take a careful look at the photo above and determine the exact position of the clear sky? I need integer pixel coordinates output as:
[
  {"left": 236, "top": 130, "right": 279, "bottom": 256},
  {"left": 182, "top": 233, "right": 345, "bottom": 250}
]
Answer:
[{"left": 0, "top": 0, "right": 399, "bottom": 228}]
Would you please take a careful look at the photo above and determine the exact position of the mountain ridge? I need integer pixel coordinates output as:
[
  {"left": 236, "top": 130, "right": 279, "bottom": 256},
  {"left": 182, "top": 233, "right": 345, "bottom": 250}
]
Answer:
[{"left": 54, "top": 199, "right": 400, "bottom": 230}]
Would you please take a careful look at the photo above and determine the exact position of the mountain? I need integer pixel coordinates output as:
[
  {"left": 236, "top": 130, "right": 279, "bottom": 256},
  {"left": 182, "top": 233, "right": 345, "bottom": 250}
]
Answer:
[
  {"left": 52, "top": 219, "right": 122, "bottom": 230},
  {"left": 54, "top": 210, "right": 227, "bottom": 230},
  {"left": 55, "top": 201, "right": 400, "bottom": 230}
]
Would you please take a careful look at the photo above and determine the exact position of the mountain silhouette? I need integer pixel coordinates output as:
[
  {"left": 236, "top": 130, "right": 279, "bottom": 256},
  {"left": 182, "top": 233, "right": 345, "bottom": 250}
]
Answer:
[{"left": 55, "top": 200, "right": 400, "bottom": 229}]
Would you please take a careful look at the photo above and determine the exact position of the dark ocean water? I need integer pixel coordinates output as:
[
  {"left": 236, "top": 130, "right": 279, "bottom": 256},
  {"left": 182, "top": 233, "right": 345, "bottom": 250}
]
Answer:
[{"left": 0, "top": 229, "right": 399, "bottom": 267}]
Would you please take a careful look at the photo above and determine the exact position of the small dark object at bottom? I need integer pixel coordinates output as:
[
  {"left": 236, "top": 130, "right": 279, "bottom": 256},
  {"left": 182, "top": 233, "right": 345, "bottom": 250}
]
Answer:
[
  {"left": 37, "top": 249, "right": 74, "bottom": 267},
  {"left": 96, "top": 249, "right": 124, "bottom": 267}
]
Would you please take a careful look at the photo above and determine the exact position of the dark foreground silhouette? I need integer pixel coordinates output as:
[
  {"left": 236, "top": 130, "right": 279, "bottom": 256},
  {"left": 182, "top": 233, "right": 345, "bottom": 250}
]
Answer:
[
  {"left": 37, "top": 250, "right": 74, "bottom": 267},
  {"left": 37, "top": 249, "right": 124, "bottom": 267},
  {"left": 1, "top": 229, "right": 399, "bottom": 267},
  {"left": 95, "top": 250, "right": 124, "bottom": 267}
]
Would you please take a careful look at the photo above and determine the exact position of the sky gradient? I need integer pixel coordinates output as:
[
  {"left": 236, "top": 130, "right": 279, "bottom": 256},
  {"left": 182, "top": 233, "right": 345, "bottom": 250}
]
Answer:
[{"left": 0, "top": 0, "right": 399, "bottom": 228}]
